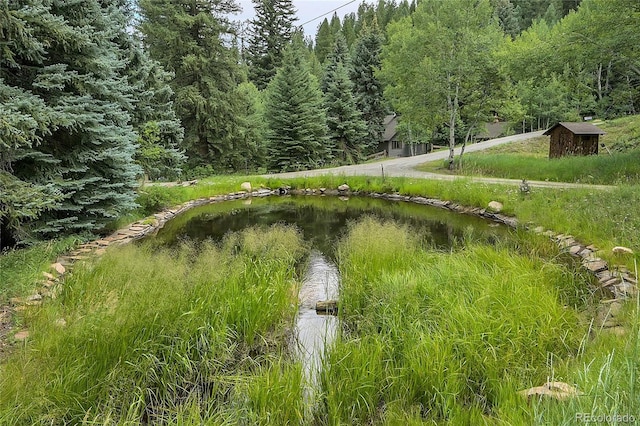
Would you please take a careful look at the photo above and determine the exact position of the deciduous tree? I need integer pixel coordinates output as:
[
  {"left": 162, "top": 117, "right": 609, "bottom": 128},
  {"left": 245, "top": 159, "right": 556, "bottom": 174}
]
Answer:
[{"left": 382, "top": 0, "right": 505, "bottom": 169}]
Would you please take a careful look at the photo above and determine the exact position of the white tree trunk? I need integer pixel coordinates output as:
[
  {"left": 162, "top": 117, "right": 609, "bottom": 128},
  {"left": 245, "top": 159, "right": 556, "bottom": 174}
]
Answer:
[{"left": 447, "top": 79, "right": 459, "bottom": 170}]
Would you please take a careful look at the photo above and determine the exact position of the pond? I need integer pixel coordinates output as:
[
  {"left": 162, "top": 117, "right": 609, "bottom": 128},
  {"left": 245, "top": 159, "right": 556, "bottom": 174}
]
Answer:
[
  {"left": 152, "top": 195, "right": 510, "bottom": 254},
  {"left": 148, "top": 195, "right": 513, "bottom": 400}
]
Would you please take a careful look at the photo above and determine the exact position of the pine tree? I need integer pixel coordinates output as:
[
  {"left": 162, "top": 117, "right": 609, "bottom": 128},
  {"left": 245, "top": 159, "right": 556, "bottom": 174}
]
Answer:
[
  {"left": 492, "top": 0, "right": 521, "bottom": 38},
  {"left": 123, "top": 38, "right": 185, "bottom": 181},
  {"left": 265, "top": 39, "right": 329, "bottom": 171},
  {"left": 351, "top": 23, "right": 386, "bottom": 153},
  {"left": 2, "top": 0, "right": 142, "bottom": 240},
  {"left": 342, "top": 13, "right": 357, "bottom": 47},
  {"left": 314, "top": 18, "right": 334, "bottom": 64},
  {"left": 245, "top": 0, "right": 298, "bottom": 90},
  {"left": 139, "top": 0, "right": 260, "bottom": 172},
  {"left": 322, "top": 35, "right": 368, "bottom": 163}
]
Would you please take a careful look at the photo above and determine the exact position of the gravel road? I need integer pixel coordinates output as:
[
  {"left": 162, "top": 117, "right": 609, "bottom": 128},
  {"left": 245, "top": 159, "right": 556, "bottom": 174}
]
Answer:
[{"left": 263, "top": 131, "right": 612, "bottom": 190}]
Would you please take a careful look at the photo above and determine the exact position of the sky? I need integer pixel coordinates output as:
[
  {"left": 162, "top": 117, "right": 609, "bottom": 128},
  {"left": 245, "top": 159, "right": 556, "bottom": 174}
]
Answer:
[{"left": 236, "top": 0, "right": 374, "bottom": 37}]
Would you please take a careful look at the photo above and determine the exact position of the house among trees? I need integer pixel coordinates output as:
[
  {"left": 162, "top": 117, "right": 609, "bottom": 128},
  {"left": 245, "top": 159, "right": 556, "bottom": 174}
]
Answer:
[
  {"left": 378, "top": 114, "right": 429, "bottom": 157},
  {"left": 476, "top": 122, "right": 508, "bottom": 141},
  {"left": 544, "top": 122, "right": 606, "bottom": 158}
]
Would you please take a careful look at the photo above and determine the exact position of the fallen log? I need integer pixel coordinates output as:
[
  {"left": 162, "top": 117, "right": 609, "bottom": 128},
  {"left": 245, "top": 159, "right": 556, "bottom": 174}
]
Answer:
[{"left": 315, "top": 300, "right": 338, "bottom": 316}]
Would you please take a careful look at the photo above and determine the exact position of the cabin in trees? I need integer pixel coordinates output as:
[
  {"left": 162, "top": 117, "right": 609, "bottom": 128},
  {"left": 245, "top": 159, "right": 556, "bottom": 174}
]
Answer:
[
  {"left": 476, "top": 122, "right": 508, "bottom": 141},
  {"left": 544, "top": 122, "right": 605, "bottom": 158},
  {"left": 378, "top": 114, "right": 429, "bottom": 157}
]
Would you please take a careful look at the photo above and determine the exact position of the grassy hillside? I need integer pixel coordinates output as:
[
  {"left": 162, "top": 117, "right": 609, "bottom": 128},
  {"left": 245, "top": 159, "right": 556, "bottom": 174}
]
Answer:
[{"left": 417, "top": 115, "right": 640, "bottom": 184}]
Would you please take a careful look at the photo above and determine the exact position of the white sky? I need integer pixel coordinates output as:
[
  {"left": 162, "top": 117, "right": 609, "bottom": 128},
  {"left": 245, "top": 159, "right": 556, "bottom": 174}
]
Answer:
[{"left": 235, "top": 0, "right": 374, "bottom": 37}]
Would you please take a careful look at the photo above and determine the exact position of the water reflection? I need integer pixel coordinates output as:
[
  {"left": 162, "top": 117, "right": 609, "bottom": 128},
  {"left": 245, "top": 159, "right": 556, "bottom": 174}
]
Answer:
[
  {"left": 153, "top": 196, "right": 508, "bottom": 255},
  {"left": 295, "top": 251, "right": 340, "bottom": 408}
]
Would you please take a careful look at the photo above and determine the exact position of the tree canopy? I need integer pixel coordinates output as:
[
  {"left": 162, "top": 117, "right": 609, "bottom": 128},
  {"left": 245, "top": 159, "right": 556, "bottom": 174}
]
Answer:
[
  {"left": 1, "top": 0, "right": 144, "bottom": 243},
  {"left": 382, "top": 0, "right": 505, "bottom": 168},
  {"left": 245, "top": 0, "right": 298, "bottom": 90}
]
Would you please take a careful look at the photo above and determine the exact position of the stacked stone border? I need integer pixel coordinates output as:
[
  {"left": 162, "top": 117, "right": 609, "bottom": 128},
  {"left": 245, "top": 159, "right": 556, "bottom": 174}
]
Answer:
[{"left": 6, "top": 185, "right": 637, "bottom": 343}]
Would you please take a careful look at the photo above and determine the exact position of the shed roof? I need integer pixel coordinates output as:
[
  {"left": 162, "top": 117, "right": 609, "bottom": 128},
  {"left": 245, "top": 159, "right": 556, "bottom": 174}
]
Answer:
[
  {"left": 543, "top": 122, "right": 606, "bottom": 136},
  {"left": 383, "top": 114, "right": 399, "bottom": 141}
]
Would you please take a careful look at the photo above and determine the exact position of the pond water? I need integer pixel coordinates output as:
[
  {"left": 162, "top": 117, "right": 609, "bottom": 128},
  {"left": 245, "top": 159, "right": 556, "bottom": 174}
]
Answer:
[
  {"left": 153, "top": 195, "right": 509, "bottom": 254},
  {"left": 150, "top": 195, "right": 511, "bottom": 399}
]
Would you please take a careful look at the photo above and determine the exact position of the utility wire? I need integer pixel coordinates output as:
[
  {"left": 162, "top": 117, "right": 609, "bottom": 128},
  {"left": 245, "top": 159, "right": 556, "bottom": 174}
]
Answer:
[{"left": 298, "top": 0, "right": 360, "bottom": 28}]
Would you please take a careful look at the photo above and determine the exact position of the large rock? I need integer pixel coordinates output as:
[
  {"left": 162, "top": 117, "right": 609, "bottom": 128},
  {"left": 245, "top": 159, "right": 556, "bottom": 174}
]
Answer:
[
  {"left": 240, "top": 181, "right": 252, "bottom": 192},
  {"left": 51, "top": 262, "right": 66, "bottom": 275},
  {"left": 519, "top": 381, "right": 583, "bottom": 401},
  {"left": 612, "top": 246, "right": 634, "bottom": 255},
  {"left": 338, "top": 184, "right": 350, "bottom": 192},
  {"left": 487, "top": 201, "right": 503, "bottom": 213}
]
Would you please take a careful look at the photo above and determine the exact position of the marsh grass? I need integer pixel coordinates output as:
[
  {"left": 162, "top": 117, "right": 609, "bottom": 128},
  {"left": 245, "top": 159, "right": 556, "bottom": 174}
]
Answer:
[
  {"left": 1, "top": 214, "right": 637, "bottom": 424},
  {"left": 0, "top": 225, "right": 307, "bottom": 424},
  {"left": 533, "top": 302, "right": 640, "bottom": 425},
  {"left": 320, "top": 218, "right": 593, "bottom": 424}
]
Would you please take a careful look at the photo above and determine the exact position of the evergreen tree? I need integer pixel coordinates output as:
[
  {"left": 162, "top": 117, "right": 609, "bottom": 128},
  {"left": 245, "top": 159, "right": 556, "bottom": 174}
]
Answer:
[
  {"left": 245, "top": 0, "right": 298, "bottom": 90},
  {"left": 320, "top": 33, "right": 351, "bottom": 92},
  {"left": 341, "top": 13, "right": 357, "bottom": 47},
  {"left": 139, "top": 0, "right": 260, "bottom": 172},
  {"left": 2, "top": 0, "right": 142, "bottom": 240},
  {"left": 351, "top": 23, "right": 386, "bottom": 153},
  {"left": 322, "top": 35, "right": 368, "bottom": 163},
  {"left": 265, "top": 39, "right": 329, "bottom": 171},
  {"left": 124, "top": 40, "right": 185, "bottom": 181},
  {"left": 314, "top": 18, "right": 334, "bottom": 64},
  {"left": 492, "top": 0, "right": 521, "bottom": 38}
]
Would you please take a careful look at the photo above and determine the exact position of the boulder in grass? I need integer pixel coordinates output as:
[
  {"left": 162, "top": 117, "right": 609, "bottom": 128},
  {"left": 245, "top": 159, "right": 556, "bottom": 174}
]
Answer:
[
  {"left": 240, "top": 181, "right": 252, "bottom": 192},
  {"left": 487, "top": 201, "right": 503, "bottom": 213},
  {"left": 519, "top": 381, "right": 583, "bottom": 401},
  {"left": 338, "top": 184, "right": 350, "bottom": 192},
  {"left": 51, "top": 262, "right": 65, "bottom": 275},
  {"left": 612, "top": 246, "right": 634, "bottom": 255}
]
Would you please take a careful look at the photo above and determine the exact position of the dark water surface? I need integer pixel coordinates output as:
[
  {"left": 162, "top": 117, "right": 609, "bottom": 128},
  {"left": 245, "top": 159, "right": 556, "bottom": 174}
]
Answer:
[{"left": 153, "top": 195, "right": 509, "bottom": 253}]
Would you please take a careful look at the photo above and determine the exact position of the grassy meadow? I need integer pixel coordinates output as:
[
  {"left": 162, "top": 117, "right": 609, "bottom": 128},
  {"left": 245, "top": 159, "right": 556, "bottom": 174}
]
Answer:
[
  {"left": 320, "top": 218, "right": 637, "bottom": 424},
  {"left": 2, "top": 216, "right": 637, "bottom": 424}
]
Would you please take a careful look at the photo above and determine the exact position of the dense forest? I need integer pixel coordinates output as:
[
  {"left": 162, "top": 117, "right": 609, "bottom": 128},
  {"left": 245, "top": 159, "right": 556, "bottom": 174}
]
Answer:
[{"left": 1, "top": 0, "right": 639, "bottom": 246}]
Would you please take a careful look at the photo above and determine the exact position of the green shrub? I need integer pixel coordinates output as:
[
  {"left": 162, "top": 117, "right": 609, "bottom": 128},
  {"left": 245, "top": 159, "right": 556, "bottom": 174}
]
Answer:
[{"left": 136, "top": 186, "right": 173, "bottom": 215}]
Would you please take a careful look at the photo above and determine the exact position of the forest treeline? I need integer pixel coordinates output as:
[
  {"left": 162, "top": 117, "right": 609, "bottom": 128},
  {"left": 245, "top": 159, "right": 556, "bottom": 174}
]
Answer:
[{"left": 1, "top": 0, "right": 638, "bottom": 246}]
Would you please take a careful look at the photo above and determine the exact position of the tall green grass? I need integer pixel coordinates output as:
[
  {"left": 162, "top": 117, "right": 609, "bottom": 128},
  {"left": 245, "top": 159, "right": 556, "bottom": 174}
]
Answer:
[
  {"left": 0, "top": 225, "right": 307, "bottom": 424},
  {"left": 452, "top": 150, "right": 640, "bottom": 185},
  {"left": 319, "top": 218, "right": 592, "bottom": 424}
]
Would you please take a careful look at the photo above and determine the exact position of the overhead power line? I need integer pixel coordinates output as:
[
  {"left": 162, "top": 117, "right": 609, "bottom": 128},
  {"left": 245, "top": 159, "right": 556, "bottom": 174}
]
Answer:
[{"left": 298, "top": 0, "right": 360, "bottom": 28}]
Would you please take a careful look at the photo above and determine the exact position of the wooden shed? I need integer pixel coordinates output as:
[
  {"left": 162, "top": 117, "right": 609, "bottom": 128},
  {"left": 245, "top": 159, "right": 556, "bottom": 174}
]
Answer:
[{"left": 543, "top": 122, "right": 605, "bottom": 158}]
